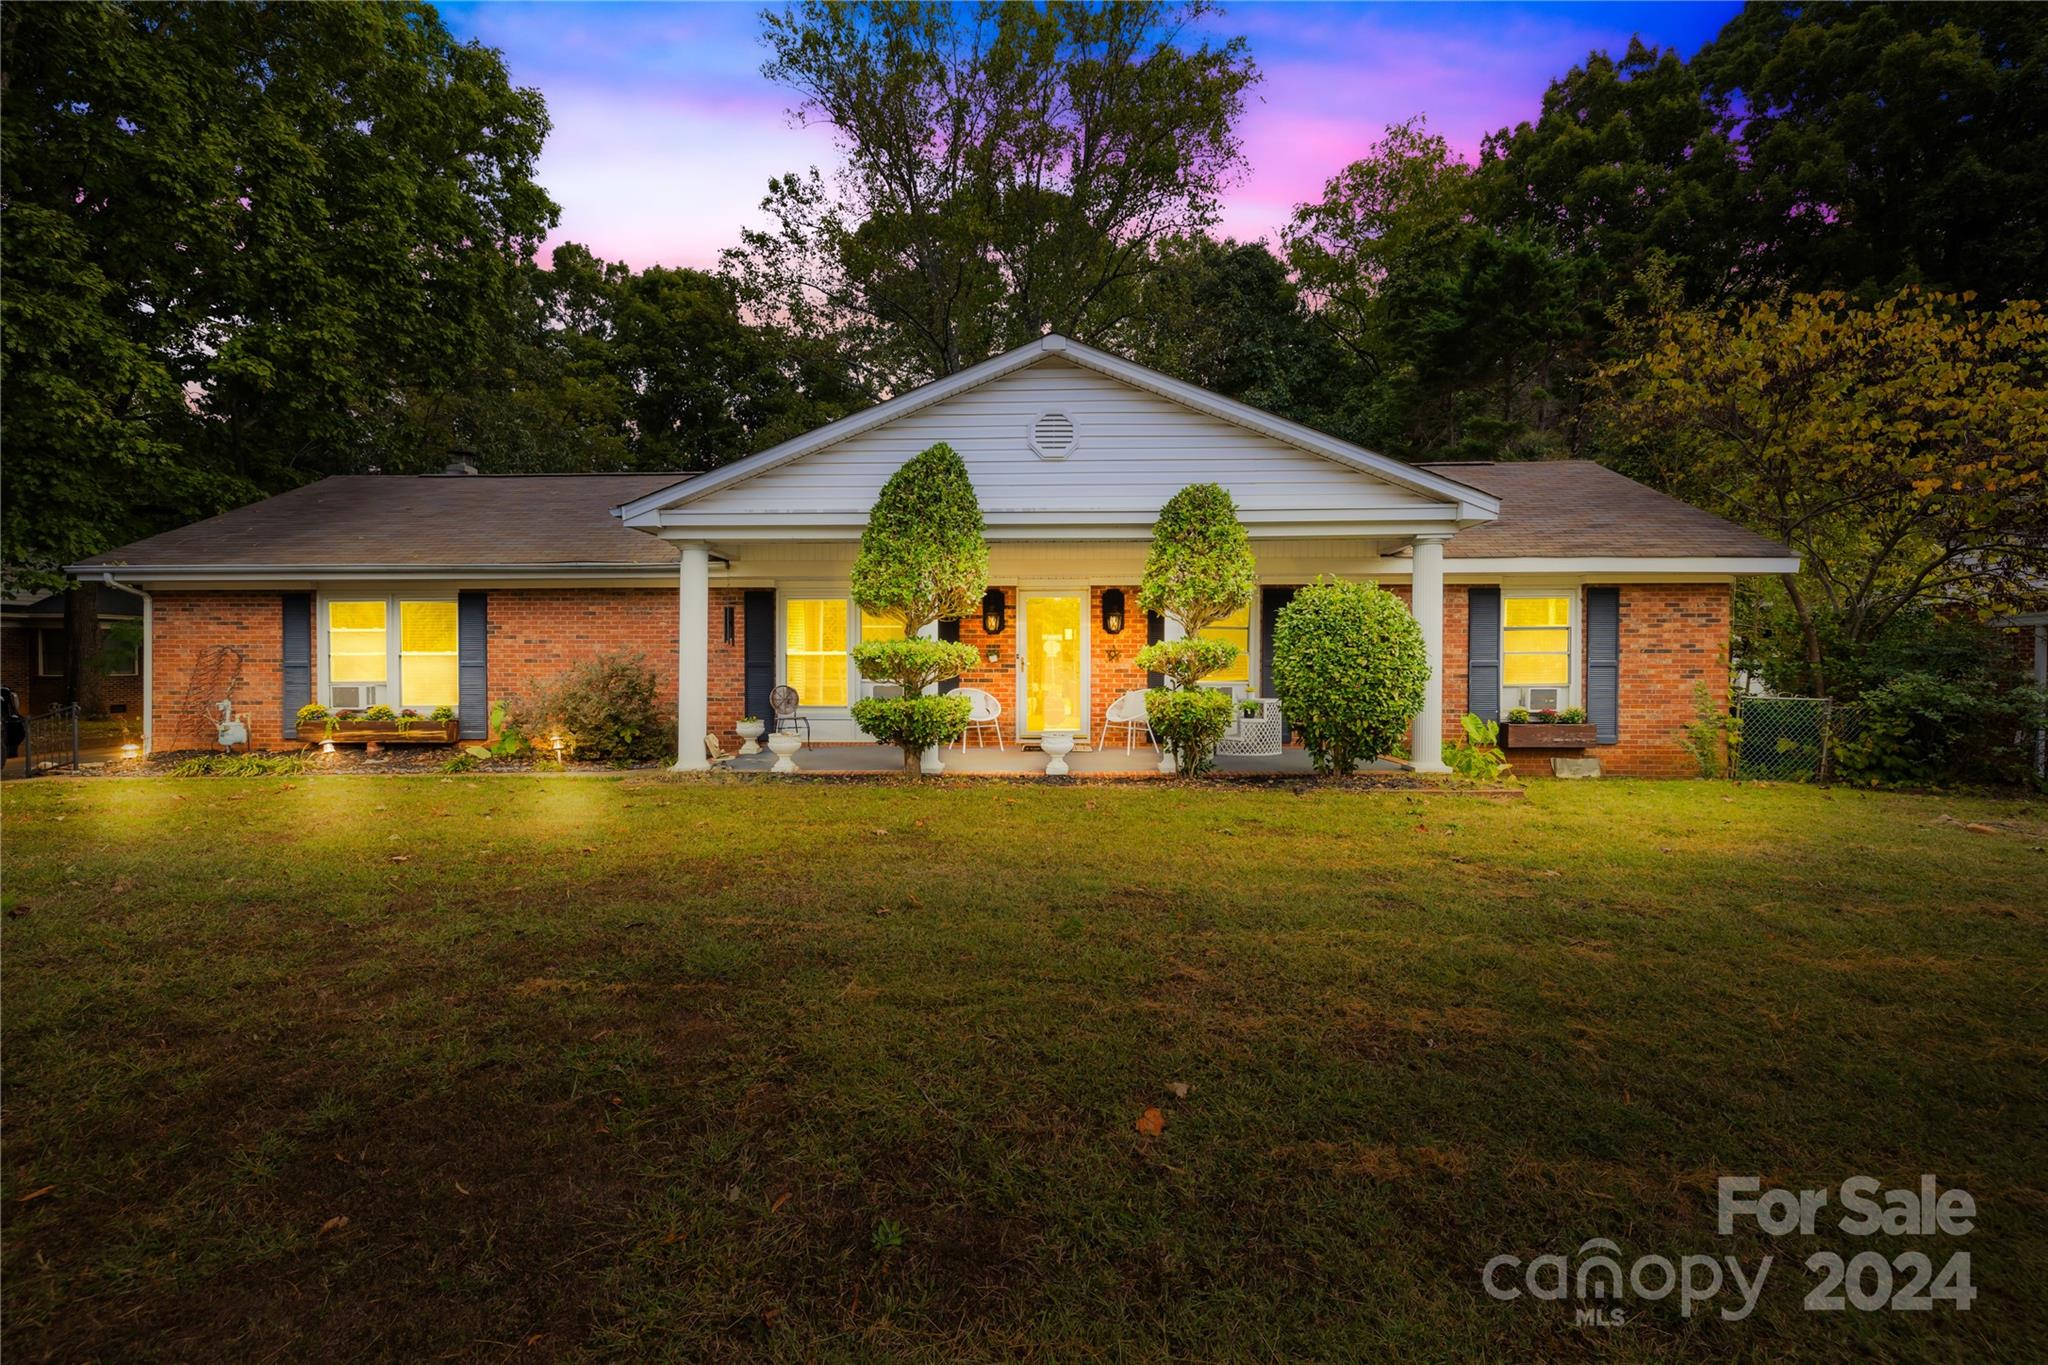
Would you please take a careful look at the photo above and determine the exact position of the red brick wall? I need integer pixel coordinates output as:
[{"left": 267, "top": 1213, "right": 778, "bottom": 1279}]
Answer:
[
  {"left": 484, "top": 588, "right": 682, "bottom": 729},
  {"left": 947, "top": 586, "right": 1017, "bottom": 744},
  {"left": 150, "top": 593, "right": 287, "bottom": 750},
  {"left": 1091, "top": 585, "right": 1148, "bottom": 742}
]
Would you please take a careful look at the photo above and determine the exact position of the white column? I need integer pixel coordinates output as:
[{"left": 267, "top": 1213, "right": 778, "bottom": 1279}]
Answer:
[
  {"left": 1409, "top": 533, "right": 1450, "bottom": 774},
  {"left": 672, "top": 543, "right": 711, "bottom": 772}
]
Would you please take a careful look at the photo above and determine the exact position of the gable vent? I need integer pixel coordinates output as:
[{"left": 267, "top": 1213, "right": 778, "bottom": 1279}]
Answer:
[{"left": 1030, "top": 411, "right": 1077, "bottom": 460}]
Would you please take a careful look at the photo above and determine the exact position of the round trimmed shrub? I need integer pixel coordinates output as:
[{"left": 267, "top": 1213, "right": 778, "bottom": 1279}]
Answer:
[
  {"left": 850, "top": 694, "right": 975, "bottom": 769},
  {"left": 1270, "top": 579, "right": 1429, "bottom": 776},
  {"left": 1145, "top": 686, "right": 1236, "bottom": 776},
  {"left": 1138, "top": 482, "right": 1255, "bottom": 635},
  {"left": 850, "top": 441, "right": 989, "bottom": 634}
]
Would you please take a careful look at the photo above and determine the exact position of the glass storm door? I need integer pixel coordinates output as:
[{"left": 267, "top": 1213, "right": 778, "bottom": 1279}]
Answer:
[{"left": 1020, "top": 593, "right": 1086, "bottom": 738}]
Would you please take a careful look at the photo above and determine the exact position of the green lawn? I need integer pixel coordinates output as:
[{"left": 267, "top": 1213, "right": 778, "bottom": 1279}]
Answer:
[{"left": 3, "top": 776, "right": 2043, "bottom": 1360}]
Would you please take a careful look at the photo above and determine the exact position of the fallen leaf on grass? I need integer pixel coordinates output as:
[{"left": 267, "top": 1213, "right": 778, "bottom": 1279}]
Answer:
[
  {"left": 15, "top": 1185, "right": 56, "bottom": 1204},
  {"left": 1135, "top": 1107, "right": 1166, "bottom": 1137},
  {"left": 1167, "top": 1082, "right": 1189, "bottom": 1100},
  {"left": 455, "top": 1182, "right": 471, "bottom": 1196},
  {"left": 770, "top": 1192, "right": 790, "bottom": 1214},
  {"left": 389, "top": 854, "right": 409, "bottom": 864},
  {"left": 316, "top": 1215, "right": 349, "bottom": 1238}
]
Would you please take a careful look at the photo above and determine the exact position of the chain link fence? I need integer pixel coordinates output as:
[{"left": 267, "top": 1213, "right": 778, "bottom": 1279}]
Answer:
[{"left": 1734, "top": 696, "right": 1864, "bottom": 782}]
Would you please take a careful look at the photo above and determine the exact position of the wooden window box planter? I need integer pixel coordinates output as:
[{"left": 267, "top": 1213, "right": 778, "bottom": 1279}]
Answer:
[
  {"left": 318, "top": 718, "right": 459, "bottom": 746},
  {"left": 1503, "top": 722, "right": 1598, "bottom": 749}
]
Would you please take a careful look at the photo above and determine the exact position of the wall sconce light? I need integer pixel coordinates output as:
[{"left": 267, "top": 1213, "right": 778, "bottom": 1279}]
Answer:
[
  {"left": 981, "top": 588, "right": 1007, "bottom": 635},
  {"left": 1101, "top": 588, "right": 1126, "bottom": 636}
]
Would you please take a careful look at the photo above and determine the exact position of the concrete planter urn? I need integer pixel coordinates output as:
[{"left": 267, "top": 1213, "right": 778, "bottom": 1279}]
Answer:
[
  {"left": 765, "top": 730, "right": 802, "bottom": 774},
  {"left": 1040, "top": 730, "right": 1076, "bottom": 777},
  {"left": 735, "top": 718, "right": 765, "bottom": 755}
]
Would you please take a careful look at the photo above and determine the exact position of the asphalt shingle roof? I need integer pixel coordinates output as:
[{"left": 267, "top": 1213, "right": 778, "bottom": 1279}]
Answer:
[
  {"left": 73, "top": 475, "right": 687, "bottom": 571},
  {"left": 1420, "top": 461, "right": 1790, "bottom": 559},
  {"left": 69, "top": 462, "right": 1786, "bottom": 572}
]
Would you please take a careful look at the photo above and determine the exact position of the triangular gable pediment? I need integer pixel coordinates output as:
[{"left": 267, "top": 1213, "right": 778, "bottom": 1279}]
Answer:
[{"left": 616, "top": 337, "right": 1497, "bottom": 539}]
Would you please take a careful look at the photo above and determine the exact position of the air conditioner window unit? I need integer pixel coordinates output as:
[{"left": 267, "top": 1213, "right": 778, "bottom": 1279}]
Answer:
[
  {"left": 1525, "top": 687, "right": 1561, "bottom": 711},
  {"left": 330, "top": 684, "right": 381, "bottom": 710}
]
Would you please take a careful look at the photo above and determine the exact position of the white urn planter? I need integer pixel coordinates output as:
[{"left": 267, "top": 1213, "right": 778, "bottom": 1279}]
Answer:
[
  {"left": 735, "top": 719, "right": 765, "bottom": 755},
  {"left": 765, "top": 731, "right": 802, "bottom": 774},
  {"left": 1040, "top": 730, "right": 1077, "bottom": 777},
  {"left": 919, "top": 745, "right": 945, "bottom": 775},
  {"left": 1157, "top": 750, "right": 1177, "bottom": 775}
]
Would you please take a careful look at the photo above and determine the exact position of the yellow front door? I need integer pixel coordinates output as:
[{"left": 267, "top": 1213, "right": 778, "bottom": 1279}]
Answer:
[{"left": 1023, "top": 594, "right": 1085, "bottom": 736}]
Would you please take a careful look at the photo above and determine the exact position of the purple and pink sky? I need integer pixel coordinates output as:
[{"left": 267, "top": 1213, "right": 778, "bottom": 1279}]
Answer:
[{"left": 439, "top": 1, "right": 1740, "bottom": 271}]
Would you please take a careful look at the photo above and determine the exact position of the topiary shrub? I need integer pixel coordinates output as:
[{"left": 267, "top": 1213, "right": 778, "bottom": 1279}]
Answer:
[
  {"left": 1144, "top": 687, "right": 1236, "bottom": 776},
  {"left": 850, "top": 441, "right": 989, "bottom": 633},
  {"left": 1138, "top": 483, "right": 1256, "bottom": 635},
  {"left": 849, "top": 441, "right": 990, "bottom": 771},
  {"left": 1271, "top": 578, "right": 1429, "bottom": 776},
  {"left": 1135, "top": 483, "right": 1257, "bottom": 774},
  {"left": 509, "top": 651, "right": 671, "bottom": 762},
  {"left": 850, "top": 694, "right": 975, "bottom": 764}
]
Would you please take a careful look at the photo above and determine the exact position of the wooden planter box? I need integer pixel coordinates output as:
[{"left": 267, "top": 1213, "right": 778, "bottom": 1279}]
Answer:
[
  {"left": 318, "top": 717, "right": 459, "bottom": 746},
  {"left": 1504, "top": 722, "right": 1598, "bottom": 750}
]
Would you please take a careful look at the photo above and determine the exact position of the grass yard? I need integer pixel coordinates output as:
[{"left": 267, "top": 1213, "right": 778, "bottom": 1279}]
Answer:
[{"left": 2, "top": 776, "right": 2044, "bottom": 1361}]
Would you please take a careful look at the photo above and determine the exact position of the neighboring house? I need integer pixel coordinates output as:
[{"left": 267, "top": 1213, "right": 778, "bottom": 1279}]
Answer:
[
  {"left": 0, "top": 584, "right": 145, "bottom": 716},
  {"left": 69, "top": 335, "right": 1796, "bottom": 775}
]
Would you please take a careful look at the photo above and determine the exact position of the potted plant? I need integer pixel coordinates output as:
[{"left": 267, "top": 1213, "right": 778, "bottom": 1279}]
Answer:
[
  {"left": 735, "top": 716, "right": 766, "bottom": 755},
  {"left": 1502, "top": 706, "right": 1598, "bottom": 749},
  {"left": 765, "top": 728, "right": 803, "bottom": 774}
]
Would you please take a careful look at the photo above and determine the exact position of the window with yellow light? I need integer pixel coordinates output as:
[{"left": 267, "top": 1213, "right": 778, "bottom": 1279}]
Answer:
[{"left": 786, "top": 599, "right": 849, "bottom": 706}]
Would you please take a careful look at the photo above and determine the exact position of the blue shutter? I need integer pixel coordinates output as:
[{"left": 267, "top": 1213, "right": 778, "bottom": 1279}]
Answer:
[
  {"left": 1465, "top": 587, "right": 1501, "bottom": 724},
  {"left": 458, "top": 591, "right": 488, "bottom": 740},
  {"left": 936, "top": 617, "right": 962, "bottom": 693},
  {"left": 1586, "top": 587, "right": 1620, "bottom": 745},
  {"left": 745, "top": 591, "right": 778, "bottom": 711},
  {"left": 281, "top": 593, "right": 312, "bottom": 737}
]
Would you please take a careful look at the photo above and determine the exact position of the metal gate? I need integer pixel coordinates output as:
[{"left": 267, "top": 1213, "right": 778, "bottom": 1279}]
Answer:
[{"left": 19, "top": 703, "right": 81, "bottom": 775}]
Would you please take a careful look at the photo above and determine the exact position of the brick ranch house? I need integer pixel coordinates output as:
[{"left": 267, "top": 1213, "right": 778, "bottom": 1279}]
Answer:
[{"left": 71, "top": 335, "right": 1795, "bottom": 776}]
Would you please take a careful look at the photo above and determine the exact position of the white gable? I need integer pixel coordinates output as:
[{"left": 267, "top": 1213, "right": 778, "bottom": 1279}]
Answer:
[{"left": 618, "top": 338, "right": 1496, "bottom": 542}]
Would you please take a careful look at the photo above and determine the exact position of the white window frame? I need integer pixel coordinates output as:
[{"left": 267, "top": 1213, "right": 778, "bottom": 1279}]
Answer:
[
  {"left": 321, "top": 592, "right": 461, "bottom": 714},
  {"left": 1499, "top": 585, "right": 1580, "bottom": 715},
  {"left": 1162, "top": 603, "right": 1259, "bottom": 700}
]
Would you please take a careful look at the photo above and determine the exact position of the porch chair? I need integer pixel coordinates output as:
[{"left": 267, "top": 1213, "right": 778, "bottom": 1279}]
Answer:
[
  {"left": 702, "top": 734, "right": 736, "bottom": 767},
  {"left": 768, "top": 684, "right": 811, "bottom": 741},
  {"left": 953, "top": 687, "right": 1004, "bottom": 751},
  {"left": 1102, "top": 689, "right": 1154, "bottom": 753}
]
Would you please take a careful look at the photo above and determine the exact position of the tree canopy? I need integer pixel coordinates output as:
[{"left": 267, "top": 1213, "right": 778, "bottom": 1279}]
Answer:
[{"left": 725, "top": 0, "right": 1259, "bottom": 394}]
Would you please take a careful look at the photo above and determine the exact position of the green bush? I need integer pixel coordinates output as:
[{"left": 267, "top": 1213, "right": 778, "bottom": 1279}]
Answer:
[
  {"left": 1678, "top": 680, "right": 1740, "bottom": 779},
  {"left": 1834, "top": 672, "right": 2045, "bottom": 787},
  {"left": 1139, "top": 483, "right": 1256, "bottom": 634},
  {"left": 850, "top": 695, "right": 975, "bottom": 770},
  {"left": 1446, "top": 714, "right": 1514, "bottom": 781},
  {"left": 850, "top": 441, "right": 989, "bottom": 634},
  {"left": 508, "top": 652, "right": 671, "bottom": 762},
  {"left": 1133, "top": 637, "right": 1239, "bottom": 691},
  {"left": 851, "top": 638, "right": 981, "bottom": 693},
  {"left": 1144, "top": 687, "right": 1236, "bottom": 776},
  {"left": 170, "top": 753, "right": 307, "bottom": 777},
  {"left": 1270, "top": 579, "right": 1428, "bottom": 776}
]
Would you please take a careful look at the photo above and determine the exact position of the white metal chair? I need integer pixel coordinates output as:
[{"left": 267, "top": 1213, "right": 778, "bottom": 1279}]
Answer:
[
  {"left": 1102, "top": 689, "right": 1154, "bottom": 753},
  {"left": 953, "top": 687, "right": 1004, "bottom": 750}
]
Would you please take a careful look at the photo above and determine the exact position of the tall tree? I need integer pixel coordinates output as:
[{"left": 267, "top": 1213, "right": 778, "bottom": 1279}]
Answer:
[
  {"left": 1696, "top": 1, "right": 2048, "bottom": 302},
  {"left": 1596, "top": 289, "right": 2048, "bottom": 697},
  {"left": 2, "top": 1, "right": 557, "bottom": 588},
  {"left": 725, "top": 0, "right": 1258, "bottom": 394}
]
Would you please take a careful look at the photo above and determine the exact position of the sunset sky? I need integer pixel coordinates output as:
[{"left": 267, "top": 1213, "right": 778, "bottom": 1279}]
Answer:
[{"left": 438, "top": 1, "right": 1741, "bottom": 271}]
